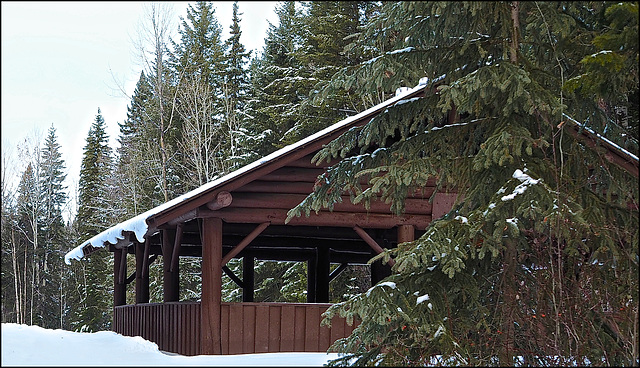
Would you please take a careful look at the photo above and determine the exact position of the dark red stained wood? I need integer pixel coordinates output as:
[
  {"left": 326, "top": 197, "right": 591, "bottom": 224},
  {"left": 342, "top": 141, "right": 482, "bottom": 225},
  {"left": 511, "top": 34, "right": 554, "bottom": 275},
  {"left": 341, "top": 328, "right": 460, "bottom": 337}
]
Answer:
[
  {"left": 280, "top": 305, "right": 295, "bottom": 352},
  {"left": 319, "top": 312, "right": 332, "bottom": 351},
  {"left": 113, "top": 249, "right": 126, "bottom": 307},
  {"left": 229, "top": 192, "right": 433, "bottom": 215},
  {"left": 294, "top": 306, "right": 306, "bottom": 351},
  {"left": 255, "top": 305, "right": 270, "bottom": 353},
  {"left": 201, "top": 218, "right": 223, "bottom": 354},
  {"left": 432, "top": 192, "right": 458, "bottom": 220},
  {"left": 268, "top": 306, "right": 281, "bottom": 352},
  {"left": 242, "top": 305, "right": 256, "bottom": 353},
  {"left": 228, "top": 303, "right": 243, "bottom": 354},
  {"left": 220, "top": 304, "right": 229, "bottom": 354},
  {"left": 330, "top": 313, "right": 345, "bottom": 344},
  {"left": 200, "top": 207, "right": 432, "bottom": 229},
  {"left": 304, "top": 306, "right": 320, "bottom": 352}
]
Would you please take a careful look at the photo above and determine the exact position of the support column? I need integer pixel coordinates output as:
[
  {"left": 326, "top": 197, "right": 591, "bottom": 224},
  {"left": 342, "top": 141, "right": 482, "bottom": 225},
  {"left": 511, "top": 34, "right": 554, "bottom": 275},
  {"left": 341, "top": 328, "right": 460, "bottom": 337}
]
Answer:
[
  {"left": 113, "top": 248, "right": 126, "bottom": 307},
  {"left": 307, "top": 253, "right": 317, "bottom": 303},
  {"left": 162, "top": 229, "right": 179, "bottom": 302},
  {"left": 242, "top": 256, "right": 254, "bottom": 302},
  {"left": 316, "top": 246, "right": 330, "bottom": 303},
  {"left": 135, "top": 241, "right": 149, "bottom": 304},
  {"left": 397, "top": 224, "right": 415, "bottom": 244},
  {"left": 201, "top": 217, "right": 223, "bottom": 355}
]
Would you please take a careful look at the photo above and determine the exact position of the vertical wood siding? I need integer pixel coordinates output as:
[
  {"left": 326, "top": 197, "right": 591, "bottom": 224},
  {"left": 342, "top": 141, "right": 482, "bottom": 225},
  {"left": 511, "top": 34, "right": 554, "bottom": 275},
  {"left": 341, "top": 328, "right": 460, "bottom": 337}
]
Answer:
[{"left": 114, "top": 302, "right": 356, "bottom": 356}]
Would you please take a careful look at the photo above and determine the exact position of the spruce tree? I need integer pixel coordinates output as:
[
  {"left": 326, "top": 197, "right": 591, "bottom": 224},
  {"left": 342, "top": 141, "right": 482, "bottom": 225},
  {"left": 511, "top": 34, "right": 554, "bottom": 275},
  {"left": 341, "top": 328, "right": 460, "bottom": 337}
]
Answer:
[
  {"left": 287, "top": 2, "right": 639, "bottom": 365},
  {"left": 74, "top": 108, "right": 115, "bottom": 332},
  {"left": 172, "top": 0, "right": 230, "bottom": 189},
  {"left": 223, "top": 1, "right": 253, "bottom": 169},
  {"left": 37, "top": 124, "right": 68, "bottom": 329}
]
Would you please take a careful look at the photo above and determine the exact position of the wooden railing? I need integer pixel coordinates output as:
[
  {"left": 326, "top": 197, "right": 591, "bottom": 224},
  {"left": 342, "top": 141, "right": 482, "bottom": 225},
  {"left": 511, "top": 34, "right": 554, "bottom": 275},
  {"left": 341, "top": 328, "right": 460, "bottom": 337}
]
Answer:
[{"left": 114, "top": 302, "right": 356, "bottom": 356}]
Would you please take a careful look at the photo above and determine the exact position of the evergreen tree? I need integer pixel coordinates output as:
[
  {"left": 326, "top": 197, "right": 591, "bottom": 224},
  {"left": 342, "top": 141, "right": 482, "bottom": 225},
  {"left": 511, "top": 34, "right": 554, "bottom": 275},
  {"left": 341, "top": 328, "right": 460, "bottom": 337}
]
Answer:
[
  {"left": 280, "top": 1, "right": 376, "bottom": 145},
  {"left": 74, "top": 108, "right": 115, "bottom": 332},
  {"left": 223, "top": 1, "right": 253, "bottom": 169},
  {"left": 288, "top": 2, "right": 639, "bottom": 365},
  {"left": 37, "top": 124, "right": 68, "bottom": 329},
  {"left": 245, "top": 1, "right": 305, "bottom": 155},
  {"left": 172, "top": 0, "right": 230, "bottom": 189}
]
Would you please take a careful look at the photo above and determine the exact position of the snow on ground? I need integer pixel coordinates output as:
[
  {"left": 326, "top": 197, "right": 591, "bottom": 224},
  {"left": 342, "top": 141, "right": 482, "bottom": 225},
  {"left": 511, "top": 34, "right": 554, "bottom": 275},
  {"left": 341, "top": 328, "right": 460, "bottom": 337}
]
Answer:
[{"left": 1, "top": 323, "right": 340, "bottom": 367}]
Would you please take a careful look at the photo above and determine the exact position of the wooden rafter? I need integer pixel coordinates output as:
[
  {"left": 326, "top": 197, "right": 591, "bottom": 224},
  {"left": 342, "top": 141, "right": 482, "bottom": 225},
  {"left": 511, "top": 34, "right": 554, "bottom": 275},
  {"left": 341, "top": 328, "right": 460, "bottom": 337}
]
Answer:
[
  {"left": 221, "top": 222, "right": 270, "bottom": 266},
  {"left": 353, "top": 225, "right": 395, "bottom": 266}
]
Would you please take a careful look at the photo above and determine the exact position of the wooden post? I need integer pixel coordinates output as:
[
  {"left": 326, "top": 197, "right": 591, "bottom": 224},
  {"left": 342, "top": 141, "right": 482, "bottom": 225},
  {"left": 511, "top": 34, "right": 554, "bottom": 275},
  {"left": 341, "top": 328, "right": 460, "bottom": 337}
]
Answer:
[
  {"left": 162, "top": 229, "right": 179, "bottom": 302},
  {"left": 201, "top": 217, "right": 223, "bottom": 355},
  {"left": 397, "top": 224, "right": 415, "bottom": 244},
  {"left": 242, "top": 256, "right": 254, "bottom": 302},
  {"left": 307, "top": 252, "right": 317, "bottom": 303},
  {"left": 113, "top": 248, "right": 126, "bottom": 306},
  {"left": 135, "top": 241, "right": 149, "bottom": 304},
  {"left": 316, "top": 246, "right": 330, "bottom": 303}
]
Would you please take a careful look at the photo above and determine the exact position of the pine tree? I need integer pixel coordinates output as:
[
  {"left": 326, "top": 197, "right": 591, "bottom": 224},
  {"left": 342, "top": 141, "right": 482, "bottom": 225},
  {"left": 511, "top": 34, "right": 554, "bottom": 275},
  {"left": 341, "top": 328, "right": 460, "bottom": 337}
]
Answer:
[
  {"left": 74, "top": 108, "right": 115, "bottom": 332},
  {"left": 287, "top": 2, "right": 639, "bottom": 365}
]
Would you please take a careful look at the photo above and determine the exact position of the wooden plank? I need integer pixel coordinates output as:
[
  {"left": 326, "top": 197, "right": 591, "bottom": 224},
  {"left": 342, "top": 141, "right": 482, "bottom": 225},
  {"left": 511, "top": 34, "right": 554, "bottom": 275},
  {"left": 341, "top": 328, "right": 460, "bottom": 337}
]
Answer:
[
  {"left": 330, "top": 314, "right": 345, "bottom": 344},
  {"left": 255, "top": 305, "right": 270, "bottom": 353},
  {"left": 294, "top": 306, "right": 306, "bottom": 351},
  {"left": 319, "top": 308, "right": 332, "bottom": 351},
  {"left": 260, "top": 167, "right": 326, "bottom": 182},
  {"left": 235, "top": 181, "right": 315, "bottom": 194},
  {"left": 268, "top": 306, "right": 281, "bottom": 352},
  {"left": 432, "top": 192, "right": 458, "bottom": 220},
  {"left": 229, "top": 192, "right": 433, "bottom": 214},
  {"left": 201, "top": 217, "right": 223, "bottom": 354},
  {"left": 220, "top": 304, "right": 229, "bottom": 354},
  {"left": 200, "top": 207, "right": 432, "bottom": 229},
  {"left": 228, "top": 304, "right": 243, "bottom": 354},
  {"left": 304, "top": 306, "right": 320, "bottom": 352},
  {"left": 243, "top": 305, "right": 256, "bottom": 353},
  {"left": 280, "top": 305, "right": 295, "bottom": 352}
]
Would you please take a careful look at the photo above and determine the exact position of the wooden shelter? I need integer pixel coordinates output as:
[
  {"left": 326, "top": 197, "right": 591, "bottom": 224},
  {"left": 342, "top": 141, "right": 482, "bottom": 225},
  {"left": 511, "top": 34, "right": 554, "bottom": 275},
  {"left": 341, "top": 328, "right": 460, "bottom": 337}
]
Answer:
[
  {"left": 64, "top": 78, "right": 638, "bottom": 356},
  {"left": 65, "top": 82, "right": 458, "bottom": 356}
]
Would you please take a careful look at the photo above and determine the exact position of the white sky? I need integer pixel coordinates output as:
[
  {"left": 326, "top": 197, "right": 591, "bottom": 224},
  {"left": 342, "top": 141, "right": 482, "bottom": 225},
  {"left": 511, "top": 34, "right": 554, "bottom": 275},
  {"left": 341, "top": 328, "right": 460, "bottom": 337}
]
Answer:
[
  {"left": 1, "top": 323, "right": 341, "bottom": 366},
  {"left": 1, "top": 1, "right": 278, "bottom": 219}
]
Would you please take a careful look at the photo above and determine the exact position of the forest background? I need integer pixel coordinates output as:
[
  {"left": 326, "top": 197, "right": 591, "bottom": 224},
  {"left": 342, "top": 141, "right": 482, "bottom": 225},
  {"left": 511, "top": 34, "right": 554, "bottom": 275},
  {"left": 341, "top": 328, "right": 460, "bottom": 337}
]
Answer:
[{"left": 1, "top": 1, "right": 638, "bottom": 367}]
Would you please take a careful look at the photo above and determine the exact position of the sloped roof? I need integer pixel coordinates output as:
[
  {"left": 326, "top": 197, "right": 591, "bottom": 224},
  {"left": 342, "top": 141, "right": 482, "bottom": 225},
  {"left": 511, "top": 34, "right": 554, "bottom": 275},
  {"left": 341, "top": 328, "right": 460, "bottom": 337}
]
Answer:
[
  {"left": 64, "top": 77, "right": 639, "bottom": 265},
  {"left": 64, "top": 80, "right": 430, "bottom": 264}
]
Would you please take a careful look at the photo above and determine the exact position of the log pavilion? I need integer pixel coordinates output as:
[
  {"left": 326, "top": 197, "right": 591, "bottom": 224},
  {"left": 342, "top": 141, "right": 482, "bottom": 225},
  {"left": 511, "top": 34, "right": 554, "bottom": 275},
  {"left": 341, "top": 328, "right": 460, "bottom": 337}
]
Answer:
[{"left": 64, "top": 78, "right": 638, "bottom": 356}]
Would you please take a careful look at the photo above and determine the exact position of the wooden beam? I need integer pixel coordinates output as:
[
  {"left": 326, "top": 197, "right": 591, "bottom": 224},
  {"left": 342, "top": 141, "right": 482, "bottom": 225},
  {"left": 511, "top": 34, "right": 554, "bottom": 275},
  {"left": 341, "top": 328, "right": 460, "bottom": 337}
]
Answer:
[
  {"left": 162, "top": 229, "right": 179, "bottom": 302},
  {"left": 221, "top": 222, "right": 270, "bottom": 266},
  {"left": 316, "top": 246, "right": 330, "bottom": 303},
  {"left": 201, "top": 217, "right": 223, "bottom": 355},
  {"left": 206, "top": 190, "right": 233, "bottom": 211},
  {"left": 353, "top": 225, "right": 395, "bottom": 266},
  {"left": 113, "top": 248, "right": 126, "bottom": 307},
  {"left": 222, "top": 266, "right": 244, "bottom": 288},
  {"left": 170, "top": 223, "right": 184, "bottom": 272},
  {"left": 242, "top": 256, "right": 254, "bottom": 302},
  {"left": 135, "top": 241, "right": 149, "bottom": 303},
  {"left": 329, "top": 263, "right": 349, "bottom": 282},
  {"left": 142, "top": 238, "right": 150, "bottom": 278},
  {"left": 229, "top": 192, "right": 433, "bottom": 215},
  {"left": 199, "top": 207, "right": 432, "bottom": 229},
  {"left": 118, "top": 245, "right": 128, "bottom": 284}
]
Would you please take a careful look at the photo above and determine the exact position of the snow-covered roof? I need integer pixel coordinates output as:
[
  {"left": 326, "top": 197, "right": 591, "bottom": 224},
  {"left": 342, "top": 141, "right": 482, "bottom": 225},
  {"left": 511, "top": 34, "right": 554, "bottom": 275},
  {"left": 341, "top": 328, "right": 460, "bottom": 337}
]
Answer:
[
  {"left": 64, "top": 76, "right": 638, "bottom": 265},
  {"left": 64, "top": 81, "right": 430, "bottom": 265}
]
